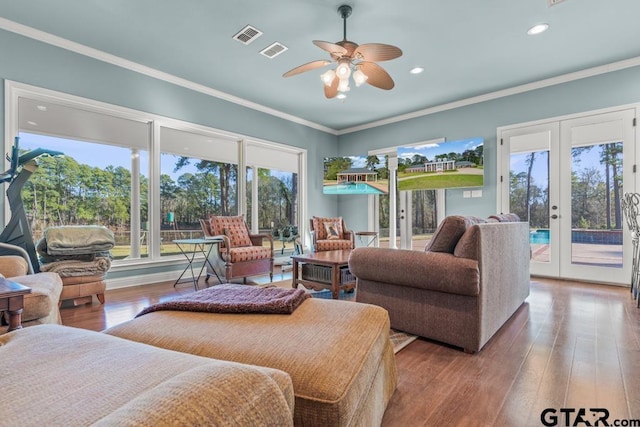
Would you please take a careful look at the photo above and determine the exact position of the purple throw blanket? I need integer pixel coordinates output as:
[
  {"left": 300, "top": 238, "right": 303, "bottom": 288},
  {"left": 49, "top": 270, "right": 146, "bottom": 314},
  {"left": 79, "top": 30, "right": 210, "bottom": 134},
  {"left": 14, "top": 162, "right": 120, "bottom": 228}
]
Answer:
[{"left": 136, "top": 284, "right": 310, "bottom": 317}]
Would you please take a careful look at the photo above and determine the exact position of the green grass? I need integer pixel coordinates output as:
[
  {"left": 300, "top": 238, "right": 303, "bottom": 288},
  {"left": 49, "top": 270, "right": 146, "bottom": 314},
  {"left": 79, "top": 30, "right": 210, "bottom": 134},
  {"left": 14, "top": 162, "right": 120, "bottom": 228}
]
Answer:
[{"left": 398, "top": 174, "right": 483, "bottom": 191}]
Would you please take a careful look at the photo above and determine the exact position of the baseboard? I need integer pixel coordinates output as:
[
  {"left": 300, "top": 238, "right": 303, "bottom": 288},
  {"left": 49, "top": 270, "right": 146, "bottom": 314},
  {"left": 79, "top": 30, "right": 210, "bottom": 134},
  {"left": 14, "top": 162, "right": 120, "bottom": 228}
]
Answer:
[{"left": 105, "top": 270, "right": 183, "bottom": 290}]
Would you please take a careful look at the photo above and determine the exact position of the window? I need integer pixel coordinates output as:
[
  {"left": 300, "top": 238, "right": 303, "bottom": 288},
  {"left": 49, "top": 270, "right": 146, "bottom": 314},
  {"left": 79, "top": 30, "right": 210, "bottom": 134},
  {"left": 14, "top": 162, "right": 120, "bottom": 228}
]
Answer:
[
  {"left": 159, "top": 126, "right": 238, "bottom": 257},
  {"left": 16, "top": 96, "right": 150, "bottom": 260}
]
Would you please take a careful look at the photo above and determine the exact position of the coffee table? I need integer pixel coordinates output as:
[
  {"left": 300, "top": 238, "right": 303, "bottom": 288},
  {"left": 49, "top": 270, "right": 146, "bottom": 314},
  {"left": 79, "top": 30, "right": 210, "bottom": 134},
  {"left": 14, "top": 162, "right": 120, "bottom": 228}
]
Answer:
[
  {"left": 0, "top": 278, "right": 32, "bottom": 332},
  {"left": 291, "top": 249, "right": 355, "bottom": 299}
]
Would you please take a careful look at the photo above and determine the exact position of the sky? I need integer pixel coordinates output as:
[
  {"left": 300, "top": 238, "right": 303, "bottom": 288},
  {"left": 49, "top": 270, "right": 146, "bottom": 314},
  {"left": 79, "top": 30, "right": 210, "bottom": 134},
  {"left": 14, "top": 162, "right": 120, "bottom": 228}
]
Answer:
[
  {"left": 17, "top": 133, "right": 223, "bottom": 180},
  {"left": 397, "top": 137, "right": 483, "bottom": 163}
]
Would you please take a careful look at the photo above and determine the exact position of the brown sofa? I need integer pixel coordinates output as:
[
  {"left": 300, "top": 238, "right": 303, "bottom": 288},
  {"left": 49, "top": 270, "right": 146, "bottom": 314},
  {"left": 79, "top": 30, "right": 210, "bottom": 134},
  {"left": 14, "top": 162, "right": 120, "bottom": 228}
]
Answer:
[
  {"left": 349, "top": 215, "right": 530, "bottom": 353},
  {"left": 0, "top": 324, "right": 294, "bottom": 426}
]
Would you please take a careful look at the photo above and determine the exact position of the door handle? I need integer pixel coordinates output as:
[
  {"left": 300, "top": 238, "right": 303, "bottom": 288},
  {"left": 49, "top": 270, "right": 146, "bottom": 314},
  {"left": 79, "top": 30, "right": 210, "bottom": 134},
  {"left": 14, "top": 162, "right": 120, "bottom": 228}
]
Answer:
[{"left": 551, "top": 214, "right": 558, "bottom": 219}]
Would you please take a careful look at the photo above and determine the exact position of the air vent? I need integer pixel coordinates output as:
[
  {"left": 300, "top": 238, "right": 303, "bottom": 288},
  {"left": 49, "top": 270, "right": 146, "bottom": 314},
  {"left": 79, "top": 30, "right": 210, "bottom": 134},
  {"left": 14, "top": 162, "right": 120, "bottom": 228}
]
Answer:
[
  {"left": 547, "top": 0, "right": 568, "bottom": 6},
  {"left": 233, "top": 25, "right": 263, "bottom": 45},
  {"left": 260, "top": 42, "right": 288, "bottom": 59}
]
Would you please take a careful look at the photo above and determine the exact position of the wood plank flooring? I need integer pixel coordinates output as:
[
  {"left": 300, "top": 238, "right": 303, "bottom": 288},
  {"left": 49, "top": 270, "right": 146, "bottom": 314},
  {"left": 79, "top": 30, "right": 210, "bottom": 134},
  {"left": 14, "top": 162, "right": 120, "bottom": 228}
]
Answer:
[{"left": 60, "top": 277, "right": 640, "bottom": 427}]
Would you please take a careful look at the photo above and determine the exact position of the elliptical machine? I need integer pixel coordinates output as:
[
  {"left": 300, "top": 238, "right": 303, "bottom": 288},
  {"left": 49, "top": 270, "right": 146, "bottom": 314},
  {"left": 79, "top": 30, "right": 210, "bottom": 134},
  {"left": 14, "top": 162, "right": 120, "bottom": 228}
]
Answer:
[{"left": 0, "top": 137, "right": 63, "bottom": 273}]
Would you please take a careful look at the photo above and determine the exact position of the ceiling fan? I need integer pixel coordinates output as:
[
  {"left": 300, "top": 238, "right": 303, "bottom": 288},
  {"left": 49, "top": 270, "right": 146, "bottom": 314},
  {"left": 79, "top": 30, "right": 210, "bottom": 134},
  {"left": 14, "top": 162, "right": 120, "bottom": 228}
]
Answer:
[{"left": 283, "top": 4, "right": 403, "bottom": 99}]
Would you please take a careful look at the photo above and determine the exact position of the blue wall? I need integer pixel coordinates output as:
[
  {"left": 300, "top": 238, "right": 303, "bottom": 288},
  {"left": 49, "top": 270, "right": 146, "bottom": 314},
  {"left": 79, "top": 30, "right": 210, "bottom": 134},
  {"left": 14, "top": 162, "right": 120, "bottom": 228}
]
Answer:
[
  {"left": 2, "top": 27, "right": 640, "bottom": 279},
  {"left": 337, "top": 65, "right": 640, "bottom": 232}
]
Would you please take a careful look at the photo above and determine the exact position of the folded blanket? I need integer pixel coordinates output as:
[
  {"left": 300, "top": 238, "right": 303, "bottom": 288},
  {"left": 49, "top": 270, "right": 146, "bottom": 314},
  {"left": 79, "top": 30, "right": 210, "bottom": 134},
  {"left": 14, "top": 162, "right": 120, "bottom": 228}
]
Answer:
[
  {"left": 44, "top": 225, "right": 115, "bottom": 255},
  {"left": 37, "top": 238, "right": 111, "bottom": 263},
  {"left": 136, "top": 284, "right": 310, "bottom": 317},
  {"left": 39, "top": 257, "right": 112, "bottom": 277}
]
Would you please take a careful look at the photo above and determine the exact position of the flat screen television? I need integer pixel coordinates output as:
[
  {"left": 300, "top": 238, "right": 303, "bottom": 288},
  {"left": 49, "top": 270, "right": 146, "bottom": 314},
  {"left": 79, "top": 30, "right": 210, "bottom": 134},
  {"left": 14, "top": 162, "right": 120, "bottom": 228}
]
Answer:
[
  {"left": 397, "top": 138, "right": 483, "bottom": 191},
  {"left": 323, "top": 154, "right": 389, "bottom": 195}
]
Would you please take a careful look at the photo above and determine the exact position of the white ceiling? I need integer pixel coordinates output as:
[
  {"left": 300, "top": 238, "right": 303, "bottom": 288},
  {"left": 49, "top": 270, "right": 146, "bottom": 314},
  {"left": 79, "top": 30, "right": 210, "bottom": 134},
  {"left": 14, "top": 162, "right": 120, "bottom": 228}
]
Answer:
[{"left": 2, "top": 0, "right": 640, "bottom": 132}]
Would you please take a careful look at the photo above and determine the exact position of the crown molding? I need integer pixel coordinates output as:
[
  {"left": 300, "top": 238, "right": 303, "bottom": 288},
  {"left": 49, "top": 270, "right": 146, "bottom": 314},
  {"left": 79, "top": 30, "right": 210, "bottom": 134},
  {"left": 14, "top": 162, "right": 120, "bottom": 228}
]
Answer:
[
  {"left": 0, "top": 17, "right": 337, "bottom": 135},
  {"left": 337, "top": 55, "right": 640, "bottom": 135}
]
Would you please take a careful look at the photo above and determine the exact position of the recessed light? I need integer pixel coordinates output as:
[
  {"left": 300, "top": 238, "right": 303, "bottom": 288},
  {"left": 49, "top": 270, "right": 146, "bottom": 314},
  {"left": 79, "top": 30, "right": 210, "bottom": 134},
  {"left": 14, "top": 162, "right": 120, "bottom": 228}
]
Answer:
[
  {"left": 410, "top": 67, "right": 424, "bottom": 75},
  {"left": 527, "top": 23, "right": 549, "bottom": 35},
  {"left": 336, "top": 93, "right": 347, "bottom": 100},
  {"left": 27, "top": 121, "right": 38, "bottom": 126},
  {"left": 36, "top": 105, "right": 47, "bottom": 111}
]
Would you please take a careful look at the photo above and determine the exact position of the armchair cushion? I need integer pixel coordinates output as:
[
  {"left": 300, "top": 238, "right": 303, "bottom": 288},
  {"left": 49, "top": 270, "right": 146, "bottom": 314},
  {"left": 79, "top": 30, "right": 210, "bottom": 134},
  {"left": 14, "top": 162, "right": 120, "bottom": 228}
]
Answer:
[
  {"left": 223, "top": 225, "right": 252, "bottom": 247},
  {"left": 210, "top": 216, "right": 252, "bottom": 247},
  {"left": 5, "top": 272, "right": 63, "bottom": 324},
  {"left": 312, "top": 216, "right": 344, "bottom": 240},
  {"left": 223, "top": 246, "right": 272, "bottom": 263},
  {"left": 315, "top": 240, "right": 353, "bottom": 252}
]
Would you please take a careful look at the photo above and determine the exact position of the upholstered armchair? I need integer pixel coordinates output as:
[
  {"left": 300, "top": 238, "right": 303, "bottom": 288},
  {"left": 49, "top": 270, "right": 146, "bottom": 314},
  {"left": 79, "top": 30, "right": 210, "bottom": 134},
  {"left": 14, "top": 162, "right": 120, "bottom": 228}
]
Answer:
[
  {"left": 202, "top": 215, "right": 274, "bottom": 283},
  {"left": 309, "top": 216, "right": 354, "bottom": 252},
  {"left": 0, "top": 243, "right": 63, "bottom": 333}
]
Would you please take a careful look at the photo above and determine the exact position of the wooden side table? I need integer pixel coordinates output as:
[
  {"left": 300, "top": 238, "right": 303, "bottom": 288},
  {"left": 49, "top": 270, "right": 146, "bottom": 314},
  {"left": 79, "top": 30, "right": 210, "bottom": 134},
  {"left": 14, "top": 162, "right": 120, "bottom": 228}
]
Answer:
[{"left": 0, "top": 278, "right": 32, "bottom": 332}]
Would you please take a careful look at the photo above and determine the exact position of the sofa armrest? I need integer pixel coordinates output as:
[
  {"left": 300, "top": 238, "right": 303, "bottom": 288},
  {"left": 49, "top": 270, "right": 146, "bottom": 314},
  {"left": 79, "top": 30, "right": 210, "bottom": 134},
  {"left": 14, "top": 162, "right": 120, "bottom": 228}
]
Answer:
[{"left": 349, "top": 247, "right": 480, "bottom": 296}]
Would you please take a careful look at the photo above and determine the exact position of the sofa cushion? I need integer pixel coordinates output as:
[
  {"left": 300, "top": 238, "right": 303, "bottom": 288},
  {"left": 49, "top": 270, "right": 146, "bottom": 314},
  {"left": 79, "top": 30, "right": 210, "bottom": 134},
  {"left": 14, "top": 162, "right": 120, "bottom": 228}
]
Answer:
[
  {"left": 349, "top": 248, "right": 480, "bottom": 296},
  {"left": 453, "top": 225, "right": 481, "bottom": 260},
  {"left": 425, "top": 215, "right": 485, "bottom": 253}
]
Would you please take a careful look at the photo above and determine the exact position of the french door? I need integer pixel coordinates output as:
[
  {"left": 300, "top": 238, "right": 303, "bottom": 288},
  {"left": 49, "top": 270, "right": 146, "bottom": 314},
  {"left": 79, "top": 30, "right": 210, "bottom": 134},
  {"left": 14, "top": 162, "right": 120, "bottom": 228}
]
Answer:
[{"left": 500, "top": 109, "right": 636, "bottom": 285}]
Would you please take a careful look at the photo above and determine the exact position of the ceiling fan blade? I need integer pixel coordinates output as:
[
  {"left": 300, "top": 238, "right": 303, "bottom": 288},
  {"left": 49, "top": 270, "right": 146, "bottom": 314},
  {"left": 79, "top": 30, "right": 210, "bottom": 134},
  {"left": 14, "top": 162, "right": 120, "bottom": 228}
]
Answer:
[
  {"left": 283, "top": 60, "right": 331, "bottom": 77},
  {"left": 324, "top": 77, "right": 339, "bottom": 99},
  {"left": 353, "top": 43, "right": 403, "bottom": 62},
  {"left": 313, "top": 40, "right": 348, "bottom": 57},
  {"left": 358, "top": 62, "right": 395, "bottom": 90}
]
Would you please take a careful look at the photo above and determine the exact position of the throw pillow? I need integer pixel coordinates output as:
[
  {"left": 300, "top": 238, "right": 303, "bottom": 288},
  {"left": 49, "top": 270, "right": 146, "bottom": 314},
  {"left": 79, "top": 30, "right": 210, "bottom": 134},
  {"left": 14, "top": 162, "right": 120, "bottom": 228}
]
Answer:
[
  {"left": 425, "top": 215, "right": 485, "bottom": 254},
  {"left": 313, "top": 216, "right": 343, "bottom": 240},
  {"left": 324, "top": 221, "right": 341, "bottom": 240},
  {"left": 223, "top": 225, "right": 252, "bottom": 247},
  {"left": 210, "top": 216, "right": 252, "bottom": 247}
]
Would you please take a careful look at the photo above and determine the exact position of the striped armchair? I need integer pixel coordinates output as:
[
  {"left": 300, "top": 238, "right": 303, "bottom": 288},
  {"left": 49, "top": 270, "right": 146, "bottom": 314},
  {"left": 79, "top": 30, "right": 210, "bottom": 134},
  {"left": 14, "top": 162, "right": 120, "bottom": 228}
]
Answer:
[{"left": 309, "top": 216, "right": 354, "bottom": 252}]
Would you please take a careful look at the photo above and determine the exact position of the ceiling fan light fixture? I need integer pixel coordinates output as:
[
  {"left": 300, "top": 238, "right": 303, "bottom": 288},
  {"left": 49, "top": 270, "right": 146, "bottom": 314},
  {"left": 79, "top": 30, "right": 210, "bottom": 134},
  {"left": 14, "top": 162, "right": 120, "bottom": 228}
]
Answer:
[
  {"left": 321, "top": 69, "right": 336, "bottom": 86},
  {"left": 353, "top": 69, "right": 368, "bottom": 87},
  {"left": 338, "top": 78, "right": 351, "bottom": 92},
  {"left": 336, "top": 60, "right": 351, "bottom": 79},
  {"left": 336, "top": 93, "right": 347, "bottom": 100},
  {"left": 282, "top": 4, "right": 402, "bottom": 99}
]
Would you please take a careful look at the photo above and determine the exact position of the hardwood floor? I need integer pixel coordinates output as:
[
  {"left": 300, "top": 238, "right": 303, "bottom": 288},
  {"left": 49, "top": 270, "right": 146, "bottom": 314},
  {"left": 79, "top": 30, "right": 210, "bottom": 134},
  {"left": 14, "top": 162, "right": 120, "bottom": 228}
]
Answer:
[{"left": 60, "top": 277, "right": 640, "bottom": 426}]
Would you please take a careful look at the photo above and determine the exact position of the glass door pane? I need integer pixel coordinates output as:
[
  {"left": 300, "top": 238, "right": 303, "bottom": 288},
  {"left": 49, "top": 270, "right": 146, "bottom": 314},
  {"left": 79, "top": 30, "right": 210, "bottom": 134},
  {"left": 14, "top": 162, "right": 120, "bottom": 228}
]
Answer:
[
  {"left": 510, "top": 150, "right": 550, "bottom": 263},
  {"left": 569, "top": 142, "right": 623, "bottom": 268}
]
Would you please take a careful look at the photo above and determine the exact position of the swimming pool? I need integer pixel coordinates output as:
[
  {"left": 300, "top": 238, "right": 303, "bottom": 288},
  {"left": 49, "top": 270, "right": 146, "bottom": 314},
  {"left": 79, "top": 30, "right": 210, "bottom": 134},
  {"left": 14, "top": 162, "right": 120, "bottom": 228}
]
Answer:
[
  {"left": 530, "top": 229, "right": 550, "bottom": 244},
  {"left": 323, "top": 183, "right": 384, "bottom": 195}
]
